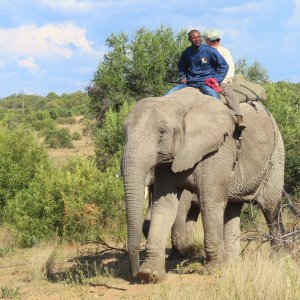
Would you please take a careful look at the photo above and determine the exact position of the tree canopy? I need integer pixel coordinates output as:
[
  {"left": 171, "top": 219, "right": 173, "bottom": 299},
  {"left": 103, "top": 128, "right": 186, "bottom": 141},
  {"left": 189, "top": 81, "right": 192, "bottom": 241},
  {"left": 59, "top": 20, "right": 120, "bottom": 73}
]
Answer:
[{"left": 88, "top": 26, "right": 189, "bottom": 122}]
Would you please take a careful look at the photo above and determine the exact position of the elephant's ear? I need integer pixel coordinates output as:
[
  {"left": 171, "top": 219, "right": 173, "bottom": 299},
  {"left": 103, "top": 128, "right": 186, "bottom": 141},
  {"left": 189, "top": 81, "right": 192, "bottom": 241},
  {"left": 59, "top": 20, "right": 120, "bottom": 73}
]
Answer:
[{"left": 171, "top": 97, "right": 234, "bottom": 173}]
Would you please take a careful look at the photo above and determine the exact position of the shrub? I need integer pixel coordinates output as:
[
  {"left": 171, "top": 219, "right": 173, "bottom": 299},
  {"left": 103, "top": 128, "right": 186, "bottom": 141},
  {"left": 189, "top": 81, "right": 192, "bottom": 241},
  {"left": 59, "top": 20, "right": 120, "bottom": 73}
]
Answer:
[
  {"left": 3, "top": 157, "right": 126, "bottom": 246},
  {"left": 264, "top": 82, "right": 300, "bottom": 193},
  {"left": 72, "top": 131, "right": 82, "bottom": 140},
  {"left": 56, "top": 117, "right": 77, "bottom": 125},
  {"left": 240, "top": 203, "right": 259, "bottom": 230},
  {"left": 26, "top": 110, "right": 56, "bottom": 131},
  {"left": 61, "top": 158, "right": 126, "bottom": 241},
  {"left": 3, "top": 167, "right": 65, "bottom": 246},
  {"left": 0, "top": 127, "right": 49, "bottom": 214},
  {"left": 88, "top": 26, "right": 189, "bottom": 121},
  {"left": 93, "top": 100, "right": 135, "bottom": 169},
  {"left": 44, "top": 128, "right": 74, "bottom": 149}
]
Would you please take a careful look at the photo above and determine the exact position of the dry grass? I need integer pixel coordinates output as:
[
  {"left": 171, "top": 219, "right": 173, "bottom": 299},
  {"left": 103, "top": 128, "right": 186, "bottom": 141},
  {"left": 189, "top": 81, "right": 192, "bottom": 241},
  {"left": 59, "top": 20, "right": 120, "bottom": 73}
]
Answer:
[
  {"left": 210, "top": 249, "right": 300, "bottom": 300},
  {"left": 0, "top": 225, "right": 17, "bottom": 250},
  {"left": 25, "top": 241, "right": 59, "bottom": 282},
  {"left": 133, "top": 247, "right": 300, "bottom": 300},
  {"left": 0, "top": 237, "right": 299, "bottom": 299}
]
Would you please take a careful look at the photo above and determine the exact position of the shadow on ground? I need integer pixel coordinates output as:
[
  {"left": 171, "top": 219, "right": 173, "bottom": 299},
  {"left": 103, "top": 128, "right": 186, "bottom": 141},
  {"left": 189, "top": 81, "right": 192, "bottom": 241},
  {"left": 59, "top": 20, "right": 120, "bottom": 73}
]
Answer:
[{"left": 47, "top": 245, "right": 206, "bottom": 286}]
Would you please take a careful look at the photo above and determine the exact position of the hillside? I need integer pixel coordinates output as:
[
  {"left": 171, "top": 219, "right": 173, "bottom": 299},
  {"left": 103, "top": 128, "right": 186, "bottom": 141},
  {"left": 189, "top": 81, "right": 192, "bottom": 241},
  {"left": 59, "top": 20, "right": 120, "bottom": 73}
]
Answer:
[{"left": 47, "top": 116, "right": 95, "bottom": 166}]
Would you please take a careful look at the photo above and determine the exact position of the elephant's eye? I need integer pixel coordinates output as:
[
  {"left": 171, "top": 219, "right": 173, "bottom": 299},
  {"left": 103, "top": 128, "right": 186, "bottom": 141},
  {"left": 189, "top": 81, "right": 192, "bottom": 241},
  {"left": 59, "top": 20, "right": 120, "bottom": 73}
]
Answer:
[{"left": 158, "top": 122, "right": 169, "bottom": 138}]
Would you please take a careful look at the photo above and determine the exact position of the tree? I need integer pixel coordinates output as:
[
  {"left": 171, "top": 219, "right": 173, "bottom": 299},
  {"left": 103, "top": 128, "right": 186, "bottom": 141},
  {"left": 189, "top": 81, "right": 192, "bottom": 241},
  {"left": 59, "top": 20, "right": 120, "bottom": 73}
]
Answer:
[
  {"left": 235, "top": 57, "right": 269, "bottom": 83},
  {"left": 88, "top": 26, "right": 189, "bottom": 124}
]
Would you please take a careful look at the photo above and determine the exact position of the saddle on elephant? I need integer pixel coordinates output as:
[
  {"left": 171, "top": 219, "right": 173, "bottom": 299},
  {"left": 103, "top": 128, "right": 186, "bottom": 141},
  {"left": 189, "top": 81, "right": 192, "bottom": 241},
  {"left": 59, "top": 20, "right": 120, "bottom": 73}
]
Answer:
[{"left": 220, "top": 74, "right": 267, "bottom": 105}]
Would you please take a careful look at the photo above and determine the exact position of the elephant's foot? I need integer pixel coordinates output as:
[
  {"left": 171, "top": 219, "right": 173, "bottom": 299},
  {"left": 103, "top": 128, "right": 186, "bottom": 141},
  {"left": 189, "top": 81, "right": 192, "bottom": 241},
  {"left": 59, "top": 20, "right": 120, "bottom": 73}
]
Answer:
[
  {"left": 201, "top": 255, "right": 220, "bottom": 275},
  {"left": 137, "top": 257, "right": 166, "bottom": 283}
]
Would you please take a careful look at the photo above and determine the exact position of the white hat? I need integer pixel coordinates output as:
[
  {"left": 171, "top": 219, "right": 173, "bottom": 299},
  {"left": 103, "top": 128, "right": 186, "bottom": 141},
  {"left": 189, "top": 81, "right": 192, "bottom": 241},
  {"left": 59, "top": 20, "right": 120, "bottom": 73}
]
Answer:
[{"left": 203, "top": 29, "right": 221, "bottom": 41}]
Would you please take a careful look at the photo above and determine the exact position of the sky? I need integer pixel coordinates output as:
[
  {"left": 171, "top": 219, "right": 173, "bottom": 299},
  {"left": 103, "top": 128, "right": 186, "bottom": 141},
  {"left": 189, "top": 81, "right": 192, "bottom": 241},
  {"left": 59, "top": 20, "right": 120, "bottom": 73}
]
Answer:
[{"left": 0, "top": 0, "right": 300, "bottom": 98}]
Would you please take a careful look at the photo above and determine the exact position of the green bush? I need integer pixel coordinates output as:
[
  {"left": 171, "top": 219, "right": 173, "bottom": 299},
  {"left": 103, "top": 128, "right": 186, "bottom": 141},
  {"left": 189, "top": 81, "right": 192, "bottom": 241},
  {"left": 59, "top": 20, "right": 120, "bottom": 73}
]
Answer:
[
  {"left": 61, "top": 158, "right": 125, "bottom": 241},
  {"left": 0, "top": 128, "right": 49, "bottom": 214},
  {"left": 264, "top": 82, "right": 300, "bottom": 193},
  {"left": 88, "top": 26, "right": 189, "bottom": 121},
  {"left": 56, "top": 117, "right": 77, "bottom": 125},
  {"left": 26, "top": 110, "right": 56, "bottom": 131},
  {"left": 44, "top": 128, "right": 74, "bottom": 149},
  {"left": 0, "top": 110, "right": 27, "bottom": 129},
  {"left": 3, "top": 157, "right": 126, "bottom": 246},
  {"left": 3, "top": 167, "right": 64, "bottom": 246},
  {"left": 235, "top": 57, "right": 269, "bottom": 83},
  {"left": 72, "top": 131, "right": 82, "bottom": 140},
  {"left": 93, "top": 100, "right": 135, "bottom": 169},
  {"left": 240, "top": 203, "right": 259, "bottom": 230}
]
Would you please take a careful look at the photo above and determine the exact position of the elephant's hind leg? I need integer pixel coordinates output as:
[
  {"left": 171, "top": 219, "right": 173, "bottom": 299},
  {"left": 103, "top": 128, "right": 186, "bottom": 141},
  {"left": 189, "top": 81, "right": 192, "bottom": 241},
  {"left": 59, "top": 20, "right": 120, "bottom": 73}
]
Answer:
[
  {"left": 259, "top": 136, "right": 285, "bottom": 249},
  {"left": 260, "top": 199, "right": 284, "bottom": 249},
  {"left": 171, "top": 190, "right": 200, "bottom": 257},
  {"left": 258, "top": 165, "right": 285, "bottom": 249},
  {"left": 223, "top": 202, "right": 243, "bottom": 259}
]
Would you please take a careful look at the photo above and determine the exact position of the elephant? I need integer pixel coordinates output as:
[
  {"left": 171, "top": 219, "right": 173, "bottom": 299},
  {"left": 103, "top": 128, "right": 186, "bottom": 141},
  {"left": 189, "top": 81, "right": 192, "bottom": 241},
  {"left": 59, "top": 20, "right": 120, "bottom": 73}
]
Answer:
[{"left": 122, "top": 87, "right": 284, "bottom": 282}]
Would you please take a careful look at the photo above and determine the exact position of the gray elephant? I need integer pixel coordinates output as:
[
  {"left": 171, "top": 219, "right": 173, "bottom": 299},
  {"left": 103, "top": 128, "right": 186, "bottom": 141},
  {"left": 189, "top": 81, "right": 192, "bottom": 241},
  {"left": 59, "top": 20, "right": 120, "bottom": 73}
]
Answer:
[{"left": 122, "top": 87, "right": 284, "bottom": 282}]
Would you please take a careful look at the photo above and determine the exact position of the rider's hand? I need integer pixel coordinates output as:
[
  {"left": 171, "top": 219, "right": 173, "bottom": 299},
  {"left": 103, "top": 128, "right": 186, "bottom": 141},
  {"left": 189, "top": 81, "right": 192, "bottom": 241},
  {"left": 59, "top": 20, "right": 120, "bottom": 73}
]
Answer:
[{"left": 180, "top": 78, "right": 187, "bottom": 84}]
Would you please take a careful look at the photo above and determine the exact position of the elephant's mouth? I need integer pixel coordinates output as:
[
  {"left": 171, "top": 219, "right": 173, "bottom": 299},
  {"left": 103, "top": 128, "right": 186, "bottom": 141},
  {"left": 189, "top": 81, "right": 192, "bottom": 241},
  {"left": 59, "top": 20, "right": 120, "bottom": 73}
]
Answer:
[{"left": 157, "top": 152, "right": 173, "bottom": 163}]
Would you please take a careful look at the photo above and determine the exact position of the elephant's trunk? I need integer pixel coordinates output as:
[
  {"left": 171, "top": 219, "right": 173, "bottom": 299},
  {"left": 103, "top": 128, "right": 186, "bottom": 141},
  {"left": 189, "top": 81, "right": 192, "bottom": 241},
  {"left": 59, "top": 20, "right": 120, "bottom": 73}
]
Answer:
[
  {"left": 122, "top": 137, "right": 156, "bottom": 277},
  {"left": 123, "top": 172, "right": 145, "bottom": 276}
]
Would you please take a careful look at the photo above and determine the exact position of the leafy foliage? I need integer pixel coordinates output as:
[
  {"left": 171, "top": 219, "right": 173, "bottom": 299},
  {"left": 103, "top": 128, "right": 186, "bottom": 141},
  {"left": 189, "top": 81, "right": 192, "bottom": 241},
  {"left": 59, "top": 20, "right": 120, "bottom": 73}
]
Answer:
[
  {"left": 72, "top": 131, "right": 82, "bottom": 140},
  {"left": 235, "top": 57, "right": 269, "bottom": 83},
  {"left": 0, "top": 91, "right": 91, "bottom": 133},
  {"left": 93, "top": 100, "right": 136, "bottom": 169},
  {"left": 264, "top": 82, "right": 300, "bottom": 193},
  {"left": 43, "top": 128, "right": 74, "bottom": 149},
  {"left": 0, "top": 128, "right": 49, "bottom": 213},
  {"left": 88, "top": 26, "right": 189, "bottom": 122},
  {"left": 3, "top": 158, "right": 125, "bottom": 246}
]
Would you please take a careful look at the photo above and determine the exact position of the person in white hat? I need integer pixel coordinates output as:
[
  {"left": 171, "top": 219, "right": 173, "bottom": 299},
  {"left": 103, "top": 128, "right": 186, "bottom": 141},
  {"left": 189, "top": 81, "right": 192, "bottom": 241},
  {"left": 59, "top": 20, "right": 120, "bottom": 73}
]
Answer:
[{"left": 203, "top": 29, "right": 246, "bottom": 130}]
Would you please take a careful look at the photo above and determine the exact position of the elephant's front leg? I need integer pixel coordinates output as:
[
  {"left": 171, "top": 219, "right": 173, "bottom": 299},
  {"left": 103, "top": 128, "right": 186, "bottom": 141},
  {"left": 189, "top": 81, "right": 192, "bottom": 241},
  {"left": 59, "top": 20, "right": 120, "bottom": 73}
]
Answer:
[
  {"left": 201, "top": 199, "right": 227, "bottom": 265},
  {"left": 138, "top": 167, "right": 179, "bottom": 283}
]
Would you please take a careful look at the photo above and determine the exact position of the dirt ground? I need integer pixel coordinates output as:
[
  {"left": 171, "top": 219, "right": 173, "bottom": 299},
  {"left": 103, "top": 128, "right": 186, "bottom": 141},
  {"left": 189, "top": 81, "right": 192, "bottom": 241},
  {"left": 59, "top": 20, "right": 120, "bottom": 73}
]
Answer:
[{"left": 0, "top": 241, "right": 214, "bottom": 300}]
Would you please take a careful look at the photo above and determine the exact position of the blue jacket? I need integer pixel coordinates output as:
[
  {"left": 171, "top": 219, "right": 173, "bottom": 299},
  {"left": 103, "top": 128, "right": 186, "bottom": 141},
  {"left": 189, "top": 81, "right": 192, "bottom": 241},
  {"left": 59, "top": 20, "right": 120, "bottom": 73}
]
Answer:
[{"left": 178, "top": 44, "right": 229, "bottom": 87}]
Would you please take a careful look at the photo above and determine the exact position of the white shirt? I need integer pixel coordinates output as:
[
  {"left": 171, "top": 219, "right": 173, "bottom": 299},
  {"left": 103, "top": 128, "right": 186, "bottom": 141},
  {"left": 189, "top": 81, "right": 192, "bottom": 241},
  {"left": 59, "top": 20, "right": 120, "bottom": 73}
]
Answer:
[{"left": 216, "top": 45, "right": 235, "bottom": 84}]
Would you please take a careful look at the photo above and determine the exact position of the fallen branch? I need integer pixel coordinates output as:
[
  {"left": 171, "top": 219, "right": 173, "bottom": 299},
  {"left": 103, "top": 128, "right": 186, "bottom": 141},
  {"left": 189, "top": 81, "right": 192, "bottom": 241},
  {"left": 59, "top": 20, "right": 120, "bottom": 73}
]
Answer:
[
  {"left": 282, "top": 189, "right": 300, "bottom": 217},
  {"left": 81, "top": 239, "right": 127, "bottom": 253}
]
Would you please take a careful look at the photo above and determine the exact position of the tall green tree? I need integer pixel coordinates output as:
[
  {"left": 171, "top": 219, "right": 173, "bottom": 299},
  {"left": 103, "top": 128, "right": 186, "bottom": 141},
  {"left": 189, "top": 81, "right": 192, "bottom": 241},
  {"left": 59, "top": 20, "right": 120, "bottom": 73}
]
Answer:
[
  {"left": 235, "top": 57, "right": 269, "bottom": 83},
  {"left": 88, "top": 26, "right": 189, "bottom": 123}
]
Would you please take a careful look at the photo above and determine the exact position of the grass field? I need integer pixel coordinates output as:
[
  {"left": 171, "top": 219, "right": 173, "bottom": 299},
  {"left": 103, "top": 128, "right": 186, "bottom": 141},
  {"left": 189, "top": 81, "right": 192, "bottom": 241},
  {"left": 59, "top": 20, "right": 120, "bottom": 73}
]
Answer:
[{"left": 0, "top": 224, "right": 299, "bottom": 300}]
